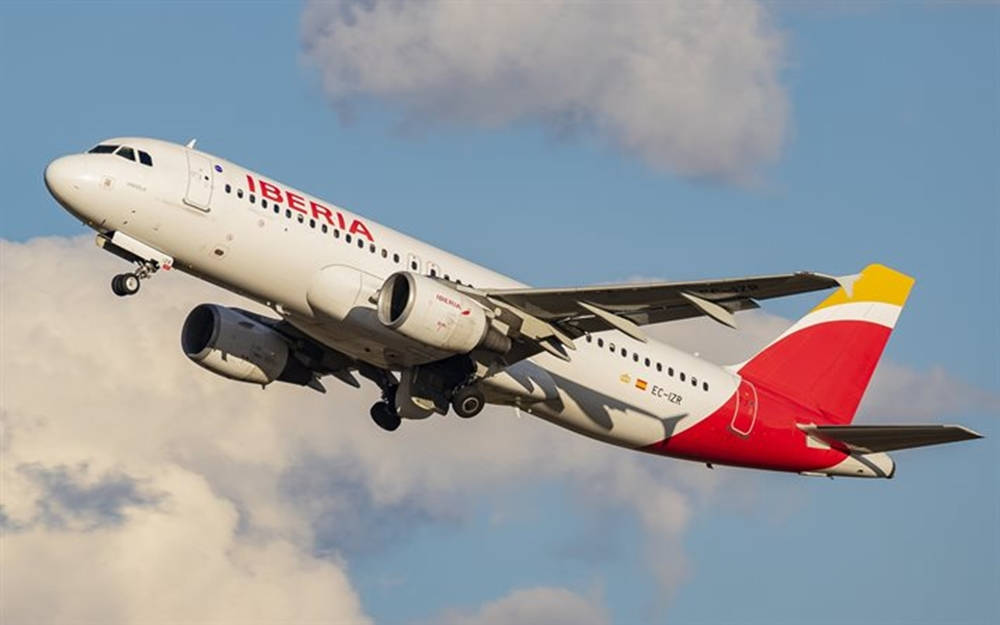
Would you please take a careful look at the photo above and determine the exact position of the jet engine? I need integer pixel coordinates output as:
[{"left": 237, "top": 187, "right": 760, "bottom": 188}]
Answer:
[
  {"left": 181, "top": 304, "right": 312, "bottom": 386},
  {"left": 377, "top": 272, "right": 510, "bottom": 354}
]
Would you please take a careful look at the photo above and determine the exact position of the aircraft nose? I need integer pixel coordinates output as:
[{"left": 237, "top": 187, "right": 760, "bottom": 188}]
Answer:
[{"left": 44, "top": 155, "right": 82, "bottom": 205}]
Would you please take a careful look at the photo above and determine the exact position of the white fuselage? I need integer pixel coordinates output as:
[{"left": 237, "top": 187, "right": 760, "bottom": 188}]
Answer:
[{"left": 46, "top": 137, "right": 738, "bottom": 452}]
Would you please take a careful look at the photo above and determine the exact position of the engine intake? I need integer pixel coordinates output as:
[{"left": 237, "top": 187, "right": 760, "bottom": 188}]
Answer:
[
  {"left": 181, "top": 304, "right": 311, "bottom": 386},
  {"left": 377, "top": 272, "right": 510, "bottom": 354}
]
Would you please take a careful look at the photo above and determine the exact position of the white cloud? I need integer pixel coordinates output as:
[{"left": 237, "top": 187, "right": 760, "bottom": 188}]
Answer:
[
  {"left": 435, "top": 587, "right": 609, "bottom": 625},
  {"left": 300, "top": 0, "right": 788, "bottom": 180},
  {"left": 2, "top": 237, "right": 992, "bottom": 623},
  {"left": 0, "top": 237, "right": 709, "bottom": 622}
]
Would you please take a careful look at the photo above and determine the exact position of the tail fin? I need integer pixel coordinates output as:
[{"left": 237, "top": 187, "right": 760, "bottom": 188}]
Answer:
[{"left": 737, "top": 264, "right": 915, "bottom": 424}]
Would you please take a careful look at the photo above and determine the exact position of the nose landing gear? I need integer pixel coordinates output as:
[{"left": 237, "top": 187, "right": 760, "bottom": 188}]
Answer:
[
  {"left": 110, "top": 258, "right": 160, "bottom": 297},
  {"left": 111, "top": 273, "right": 141, "bottom": 296}
]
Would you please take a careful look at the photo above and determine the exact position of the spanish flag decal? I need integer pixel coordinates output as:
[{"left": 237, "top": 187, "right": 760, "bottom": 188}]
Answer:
[{"left": 635, "top": 379, "right": 648, "bottom": 391}]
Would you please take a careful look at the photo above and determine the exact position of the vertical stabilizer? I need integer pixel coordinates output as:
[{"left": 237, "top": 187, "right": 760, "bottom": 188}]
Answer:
[{"left": 737, "top": 264, "right": 914, "bottom": 424}]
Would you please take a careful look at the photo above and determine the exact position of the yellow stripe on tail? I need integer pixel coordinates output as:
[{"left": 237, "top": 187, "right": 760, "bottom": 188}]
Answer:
[{"left": 812, "top": 263, "right": 915, "bottom": 313}]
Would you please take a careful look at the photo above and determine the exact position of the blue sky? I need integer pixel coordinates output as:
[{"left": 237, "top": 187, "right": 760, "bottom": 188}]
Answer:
[{"left": 1, "top": 2, "right": 997, "bottom": 624}]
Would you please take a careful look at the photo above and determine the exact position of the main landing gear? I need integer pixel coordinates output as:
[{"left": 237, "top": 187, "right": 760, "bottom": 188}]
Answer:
[
  {"left": 451, "top": 386, "right": 485, "bottom": 419},
  {"left": 110, "top": 258, "right": 159, "bottom": 297},
  {"left": 370, "top": 400, "right": 401, "bottom": 432},
  {"left": 360, "top": 366, "right": 402, "bottom": 431}
]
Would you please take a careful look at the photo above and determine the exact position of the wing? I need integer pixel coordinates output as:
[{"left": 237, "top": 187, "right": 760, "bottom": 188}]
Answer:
[
  {"left": 799, "top": 424, "right": 983, "bottom": 453},
  {"left": 457, "top": 271, "right": 842, "bottom": 364}
]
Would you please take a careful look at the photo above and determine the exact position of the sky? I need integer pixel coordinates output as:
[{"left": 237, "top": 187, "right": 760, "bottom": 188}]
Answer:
[{"left": 1, "top": 2, "right": 997, "bottom": 624}]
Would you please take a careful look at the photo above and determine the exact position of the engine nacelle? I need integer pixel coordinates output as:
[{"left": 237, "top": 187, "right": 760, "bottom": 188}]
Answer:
[
  {"left": 377, "top": 272, "right": 510, "bottom": 354},
  {"left": 181, "top": 304, "right": 296, "bottom": 385}
]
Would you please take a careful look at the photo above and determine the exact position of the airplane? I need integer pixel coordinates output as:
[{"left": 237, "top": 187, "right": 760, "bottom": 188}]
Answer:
[{"left": 43, "top": 137, "right": 982, "bottom": 479}]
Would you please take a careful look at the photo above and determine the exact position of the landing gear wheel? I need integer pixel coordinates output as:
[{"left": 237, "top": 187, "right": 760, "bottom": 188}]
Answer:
[
  {"left": 452, "top": 387, "right": 485, "bottom": 419},
  {"left": 111, "top": 273, "right": 140, "bottom": 297},
  {"left": 370, "top": 401, "right": 401, "bottom": 431}
]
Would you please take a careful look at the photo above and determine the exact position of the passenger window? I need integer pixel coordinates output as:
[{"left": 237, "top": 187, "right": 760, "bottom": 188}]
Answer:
[
  {"left": 644, "top": 357, "right": 650, "bottom": 367},
  {"left": 703, "top": 382, "right": 709, "bottom": 391},
  {"left": 115, "top": 146, "right": 135, "bottom": 161},
  {"left": 321, "top": 224, "right": 328, "bottom": 233},
  {"left": 620, "top": 348, "right": 627, "bottom": 357},
  {"left": 249, "top": 194, "right": 255, "bottom": 204},
  {"left": 597, "top": 338, "right": 604, "bottom": 348},
  {"left": 88, "top": 144, "right": 118, "bottom": 154},
  {"left": 656, "top": 363, "right": 662, "bottom": 372},
  {"left": 297, "top": 214, "right": 304, "bottom": 223},
  {"left": 370, "top": 244, "right": 376, "bottom": 253},
  {"left": 334, "top": 230, "right": 340, "bottom": 238},
  {"left": 138, "top": 151, "right": 153, "bottom": 166},
  {"left": 285, "top": 209, "right": 291, "bottom": 218},
  {"left": 381, "top": 249, "right": 388, "bottom": 258},
  {"left": 262, "top": 199, "right": 268, "bottom": 208},
  {"left": 668, "top": 367, "right": 674, "bottom": 377},
  {"left": 393, "top": 253, "right": 400, "bottom": 263},
  {"left": 357, "top": 238, "right": 364, "bottom": 248},
  {"left": 237, "top": 189, "right": 244, "bottom": 199},
  {"left": 632, "top": 353, "right": 639, "bottom": 362},
  {"left": 309, "top": 218, "right": 316, "bottom": 228},
  {"left": 680, "top": 372, "right": 686, "bottom": 382},
  {"left": 609, "top": 343, "right": 615, "bottom": 352},
  {"left": 430, "top": 268, "right": 437, "bottom": 277},
  {"left": 225, "top": 184, "right": 232, "bottom": 194},
  {"left": 273, "top": 206, "right": 279, "bottom": 214},
  {"left": 346, "top": 234, "right": 352, "bottom": 243},
  {"left": 691, "top": 377, "right": 697, "bottom": 387}
]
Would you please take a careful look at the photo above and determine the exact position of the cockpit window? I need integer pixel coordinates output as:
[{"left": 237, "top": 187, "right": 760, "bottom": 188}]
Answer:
[
  {"left": 88, "top": 144, "right": 118, "bottom": 154},
  {"left": 115, "top": 146, "right": 136, "bottom": 161},
  {"left": 138, "top": 150, "right": 153, "bottom": 166}
]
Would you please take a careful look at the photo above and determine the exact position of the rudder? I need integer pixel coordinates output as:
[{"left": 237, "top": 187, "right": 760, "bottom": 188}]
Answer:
[{"left": 737, "top": 264, "right": 915, "bottom": 425}]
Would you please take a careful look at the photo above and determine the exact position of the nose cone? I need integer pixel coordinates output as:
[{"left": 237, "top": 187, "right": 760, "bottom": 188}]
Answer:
[{"left": 44, "top": 155, "right": 82, "bottom": 206}]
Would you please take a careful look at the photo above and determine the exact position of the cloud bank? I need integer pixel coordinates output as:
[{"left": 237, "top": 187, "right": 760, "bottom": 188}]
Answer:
[
  {"left": 301, "top": 0, "right": 788, "bottom": 180},
  {"left": 0, "top": 237, "right": 708, "bottom": 623},
  {"left": 2, "top": 237, "right": 993, "bottom": 623}
]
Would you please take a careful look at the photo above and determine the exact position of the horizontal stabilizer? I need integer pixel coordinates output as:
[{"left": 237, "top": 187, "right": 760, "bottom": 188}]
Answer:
[{"left": 799, "top": 424, "right": 983, "bottom": 453}]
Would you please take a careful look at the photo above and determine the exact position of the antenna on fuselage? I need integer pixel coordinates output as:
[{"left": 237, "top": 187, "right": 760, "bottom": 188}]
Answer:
[{"left": 185, "top": 138, "right": 197, "bottom": 149}]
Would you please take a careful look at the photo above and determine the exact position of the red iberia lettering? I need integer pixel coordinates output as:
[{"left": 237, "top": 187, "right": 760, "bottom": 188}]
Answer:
[
  {"left": 260, "top": 180, "right": 283, "bottom": 203},
  {"left": 310, "top": 201, "right": 335, "bottom": 226},
  {"left": 349, "top": 220, "right": 373, "bottom": 242},
  {"left": 244, "top": 175, "right": 375, "bottom": 242},
  {"left": 286, "top": 191, "right": 308, "bottom": 214}
]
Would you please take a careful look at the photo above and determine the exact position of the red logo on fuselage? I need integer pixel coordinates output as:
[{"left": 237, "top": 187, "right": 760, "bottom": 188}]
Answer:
[{"left": 246, "top": 175, "right": 374, "bottom": 242}]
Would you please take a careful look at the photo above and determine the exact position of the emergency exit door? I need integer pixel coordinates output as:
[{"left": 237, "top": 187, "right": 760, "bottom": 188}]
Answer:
[
  {"left": 730, "top": 379, "right": 758, "bottom": 437},
  {"left": 184, "top": 151, "right": 213, "bottom": 211}
]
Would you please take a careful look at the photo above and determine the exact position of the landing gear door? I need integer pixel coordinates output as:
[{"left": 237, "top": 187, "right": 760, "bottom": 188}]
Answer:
[{"left": 184, "top": 151, "right": 213, "bottom": 211}]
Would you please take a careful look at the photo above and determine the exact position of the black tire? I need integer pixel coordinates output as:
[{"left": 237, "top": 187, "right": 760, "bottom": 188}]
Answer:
[
  {"left": 452, "top": 387, "right": 485, "bottom": 418},
  {"left": 111, "top": 274, "right": 126, "bottom": 296},
  {"left": 370, "top": 402, "right": 401, "bottom": 431}
]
